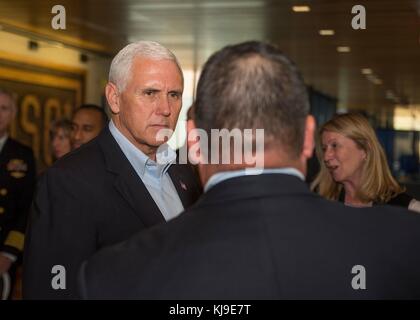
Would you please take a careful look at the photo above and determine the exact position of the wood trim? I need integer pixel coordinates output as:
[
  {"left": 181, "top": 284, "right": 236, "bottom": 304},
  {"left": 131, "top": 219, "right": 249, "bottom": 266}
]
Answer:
[
  {"left": 0, "top": 50, "right": 86, "bottom": 75},
  {"left": 0, "top": 66, "right": 82, "bottom": 104},
  {"left": 0, "top": 18, "right": 110, "bottom": 54}
]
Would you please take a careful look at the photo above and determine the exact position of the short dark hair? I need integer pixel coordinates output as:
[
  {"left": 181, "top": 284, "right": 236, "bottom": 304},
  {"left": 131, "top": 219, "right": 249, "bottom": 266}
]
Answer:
[
  {"left": 194, "top": 41, "right": 310, "bottom": 157},
  {"left": 73, "top": 104, "right": 108, "bottom": 127}
]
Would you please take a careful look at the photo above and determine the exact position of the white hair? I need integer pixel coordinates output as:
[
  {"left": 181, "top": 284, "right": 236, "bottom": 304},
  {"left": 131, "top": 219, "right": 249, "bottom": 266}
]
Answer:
[{"left": 109, "top": 41, "right": 183, "bottom": 92}]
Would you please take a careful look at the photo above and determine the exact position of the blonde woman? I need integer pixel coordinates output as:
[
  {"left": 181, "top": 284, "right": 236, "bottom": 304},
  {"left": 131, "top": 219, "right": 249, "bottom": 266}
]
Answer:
[{"left": 311, "top": 113, "right": 420, "bottom": 212}]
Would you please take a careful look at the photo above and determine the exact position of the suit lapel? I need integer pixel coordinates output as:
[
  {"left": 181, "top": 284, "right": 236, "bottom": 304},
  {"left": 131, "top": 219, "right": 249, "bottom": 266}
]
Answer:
[
  {"left": 167, "top": 164, "right": 200, "bottom": 208},
  {"left": 98, "top": 127, "right": 165, "bottom": 227},
  {"left": 113, "top": 166, "right": 165, "bottom": 227},
  {"left": 0, "top": 138, "right": 12, "bottom": 162}
]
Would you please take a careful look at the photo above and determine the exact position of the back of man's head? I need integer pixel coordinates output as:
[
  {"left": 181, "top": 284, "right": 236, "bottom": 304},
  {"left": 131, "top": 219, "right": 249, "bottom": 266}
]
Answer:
[{"left": 194, "top": 41, "right": 310, "bottom": 158}]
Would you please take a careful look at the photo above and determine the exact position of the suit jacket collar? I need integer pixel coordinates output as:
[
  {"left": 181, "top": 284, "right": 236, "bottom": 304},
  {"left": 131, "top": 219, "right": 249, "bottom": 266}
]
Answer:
[
  {"left": 167, "top": 165, "right": 195, "bottom": 208},
  {"left": 96, "top": 127, "right": 197, "bottom": 225},
  {"left": 97, "top": 127, "right": 166, "bottom": 227},
  {"left": 0, "top": 137, "right": 17, "bottom": 162},
  {"left": 0, "top": 134, "right": 8, "bottom": 153}
]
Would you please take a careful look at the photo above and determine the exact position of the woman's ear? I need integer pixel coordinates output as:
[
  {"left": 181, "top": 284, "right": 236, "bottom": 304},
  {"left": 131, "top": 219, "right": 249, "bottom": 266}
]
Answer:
[{"left": 302, "top": 115, "right": 316, "bottom": 160}]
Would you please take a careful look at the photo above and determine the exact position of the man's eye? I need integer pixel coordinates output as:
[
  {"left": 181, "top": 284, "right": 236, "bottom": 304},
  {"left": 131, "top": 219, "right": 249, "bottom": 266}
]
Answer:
[
  {"left": 170, "top": 92, "right": 180, "bottom": 99},
  {"left": 145, "top": 90, "right": 155, "bottom": 96}
]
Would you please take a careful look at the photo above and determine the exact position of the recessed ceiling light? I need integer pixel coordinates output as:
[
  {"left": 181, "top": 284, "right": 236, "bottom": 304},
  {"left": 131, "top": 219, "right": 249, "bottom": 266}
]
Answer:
[
  {"left": 292, "top": 6, "right": 310, "bottom": 12},
  {"left": 361, "top": 68, "right": 372, "bottom": 75},
  {"left": 319, "top": 29, "right": 335, "bottom": 36},
  {"left": 337, "top": 46, "right": 351, "bottom": 53}
]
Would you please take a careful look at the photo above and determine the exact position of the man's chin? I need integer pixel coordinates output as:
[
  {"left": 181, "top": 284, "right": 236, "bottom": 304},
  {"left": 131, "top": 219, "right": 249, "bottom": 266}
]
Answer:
[
  {"left": 148, "top": 140, "right": 167, "bottom": 148},
  {"left": 150, "top": 126, "right": 174, "bottom": 143}
]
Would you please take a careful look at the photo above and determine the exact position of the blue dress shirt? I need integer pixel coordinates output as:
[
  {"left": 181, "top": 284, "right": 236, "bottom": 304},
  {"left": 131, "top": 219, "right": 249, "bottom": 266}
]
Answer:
[
  {"left": 204, "top": 167, "right": 305, "bottom": 192},
  {"left": 109, "top": 120, "right": 184, "bottom": 221}
]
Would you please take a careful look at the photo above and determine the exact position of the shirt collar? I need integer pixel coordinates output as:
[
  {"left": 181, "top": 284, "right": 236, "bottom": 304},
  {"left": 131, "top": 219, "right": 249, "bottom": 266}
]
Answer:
[
  {"left": 204, "top": 167, "right": 305, "bottom": 192},
  {"left": 109, "top": 120, "right": 176, "bottom": 178},
  {"left": 0, "top": 134, "right": 8, "bottom": 153}
]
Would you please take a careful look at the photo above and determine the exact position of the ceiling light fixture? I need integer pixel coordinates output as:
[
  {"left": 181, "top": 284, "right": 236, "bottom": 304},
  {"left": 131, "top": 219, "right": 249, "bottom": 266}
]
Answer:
[
  {"left": 337, "top": 46, "right": 351, "bottom": 53},
  {"left": 319, "top": 29, "right": 335, "bottom": 36},
  {"left": 361, "top": 68, "right": 372, "bottom": 75},
  {"left": 292, "top": 6, "right": 311, "bottom": 12}
]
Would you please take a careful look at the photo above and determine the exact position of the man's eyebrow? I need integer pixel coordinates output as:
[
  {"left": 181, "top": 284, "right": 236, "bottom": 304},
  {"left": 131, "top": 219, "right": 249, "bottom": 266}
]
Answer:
[{"left": 141, "top": 87, "right": 160, "bottom": 92}]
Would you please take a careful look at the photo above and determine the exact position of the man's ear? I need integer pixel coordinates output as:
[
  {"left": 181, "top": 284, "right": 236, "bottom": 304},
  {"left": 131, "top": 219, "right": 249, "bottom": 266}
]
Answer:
[
  {"left": 302, "top": 115, "right": 316, "bottom": 160},
  {"left": 186, "top": 119, "right": 196, "bottom": 150},
  {"left": 105, "top": 82, "right": 120, "bottom": 114},
  {"left": 186, "top": 119, "right": 201, "bottom": 163},
  {"left": 186, "top": 118, "right": 207, "bottom": 186}
]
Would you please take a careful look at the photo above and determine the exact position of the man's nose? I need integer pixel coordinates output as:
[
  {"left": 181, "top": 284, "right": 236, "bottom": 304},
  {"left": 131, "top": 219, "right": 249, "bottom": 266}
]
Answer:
[
  {"left": 73, "top": 129, "right": 83, "bottom": 141},
  {"left": 156, "top": 96, "right": 171, "bottom": 116}
]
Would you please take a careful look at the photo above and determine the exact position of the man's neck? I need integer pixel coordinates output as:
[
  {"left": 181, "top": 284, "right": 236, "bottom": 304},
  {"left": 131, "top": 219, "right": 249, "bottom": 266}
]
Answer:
[
  {"left": 111, "top": 118, "right": 158, "bottom": 161},
  {"left": 199, "top": 153, "right": 305, "bottom": 187}
]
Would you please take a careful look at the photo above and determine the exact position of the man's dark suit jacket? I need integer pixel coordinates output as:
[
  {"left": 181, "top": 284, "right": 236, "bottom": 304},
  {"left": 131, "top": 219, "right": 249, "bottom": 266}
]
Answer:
[
  {"left": 23, "top": 126, "right": 201, "bottom": 299},
  {"left": 79, "top": 173, "right": 420, "bottom": 299},
  {"left": 0, "top": 138, "right": 36, "bottom": 259}
]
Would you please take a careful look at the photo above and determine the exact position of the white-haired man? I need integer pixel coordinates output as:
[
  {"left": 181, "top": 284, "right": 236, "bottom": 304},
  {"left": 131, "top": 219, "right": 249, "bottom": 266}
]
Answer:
[{"left": 23, "top": 41, "right": 202, "bottom": 299}]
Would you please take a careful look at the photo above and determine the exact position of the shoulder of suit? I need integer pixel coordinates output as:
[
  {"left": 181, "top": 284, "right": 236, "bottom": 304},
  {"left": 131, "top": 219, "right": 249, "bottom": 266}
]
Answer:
[
  {"left": 6, "top": 137, "right": 34, "bottom": 157},
  {"left": 52, "top": 138, "right": 103, "bottom": 171}
]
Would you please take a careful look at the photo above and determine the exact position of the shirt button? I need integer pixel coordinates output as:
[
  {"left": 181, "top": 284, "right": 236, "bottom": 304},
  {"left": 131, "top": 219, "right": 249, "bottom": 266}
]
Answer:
[{"left": 0, "top": 188, "right": 8, "bottom": 196}]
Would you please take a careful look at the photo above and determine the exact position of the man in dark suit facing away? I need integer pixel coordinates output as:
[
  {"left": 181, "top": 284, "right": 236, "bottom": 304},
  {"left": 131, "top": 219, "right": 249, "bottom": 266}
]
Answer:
[
  {"left": 79, "top": 41, "right": 420, "bottom": 299},
  {"left": 23, "top": 41, "right": 201, "bottom": 299}
]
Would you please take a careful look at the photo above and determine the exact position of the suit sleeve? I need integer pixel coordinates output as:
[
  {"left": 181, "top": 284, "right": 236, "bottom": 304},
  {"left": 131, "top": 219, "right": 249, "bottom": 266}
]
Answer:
[
  {"left": 2, "top": 149, "right": 36, "bottom": 258},
  {"left": 77, "top": 261, "right": 89, "bottom": 300},
  {"left": 23, "top": 167, "right": 96, "bottom": 299}
]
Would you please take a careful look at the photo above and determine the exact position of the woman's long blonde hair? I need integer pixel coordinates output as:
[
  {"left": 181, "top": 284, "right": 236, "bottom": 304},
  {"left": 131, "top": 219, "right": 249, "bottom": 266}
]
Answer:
[{"left": 311, "top": 113, "right": 404, "bottom": 203}]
